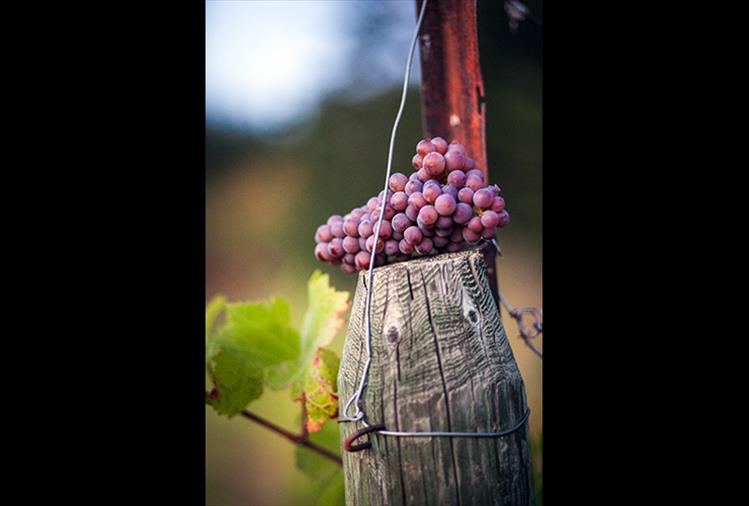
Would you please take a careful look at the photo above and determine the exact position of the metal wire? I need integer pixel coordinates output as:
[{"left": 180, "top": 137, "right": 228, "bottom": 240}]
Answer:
[
  {"left": 340, "top": 0, "right": 429, "bottom": 424},
  {"left": 491, "top": 239, "right": 543, "bottom": 358}
]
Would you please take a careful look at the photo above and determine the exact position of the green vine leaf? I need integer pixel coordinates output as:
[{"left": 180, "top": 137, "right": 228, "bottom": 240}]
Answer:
[
  {"left": 208, "top": 297, "right": 300, "bottom": 417},
  {"left": 205, "top": 271, "right": 349, "bottom": 420},
  {"left": 300, "top": 270, "right": 350, "bottom": 358}
]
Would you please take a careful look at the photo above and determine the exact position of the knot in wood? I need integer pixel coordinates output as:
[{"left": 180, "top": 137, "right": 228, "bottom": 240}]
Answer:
[
  {"left": 386, "top": 325, "right": 400, "bottom": 343},
  {"left": 467, "top": 309, "right": 478, "bottom": 323}
]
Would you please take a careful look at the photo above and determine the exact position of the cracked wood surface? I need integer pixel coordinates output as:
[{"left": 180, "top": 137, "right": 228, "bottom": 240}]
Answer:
[{"left": 339, "top": 246, "right": 534, "bottom": 505}]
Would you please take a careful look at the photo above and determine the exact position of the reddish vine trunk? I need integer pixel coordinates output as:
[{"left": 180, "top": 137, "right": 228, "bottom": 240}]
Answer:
[{"left": 416, "top": 0, "right": 499, "bottom": 302}]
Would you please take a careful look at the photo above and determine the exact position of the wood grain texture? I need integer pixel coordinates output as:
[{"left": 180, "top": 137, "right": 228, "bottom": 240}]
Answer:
[{"left": 339, "top": 246, "right": 534, "bottom": 505}]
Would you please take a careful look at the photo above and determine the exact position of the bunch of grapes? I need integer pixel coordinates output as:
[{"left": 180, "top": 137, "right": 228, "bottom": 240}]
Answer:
[{"left": 314, "top": 137, "right": 509, "bottom": 273}]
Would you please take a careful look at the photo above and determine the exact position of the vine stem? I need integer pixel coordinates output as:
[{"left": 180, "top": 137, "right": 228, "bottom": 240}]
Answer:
[{"left": 239, "top": 410, "right": 343, "bottom": 466}]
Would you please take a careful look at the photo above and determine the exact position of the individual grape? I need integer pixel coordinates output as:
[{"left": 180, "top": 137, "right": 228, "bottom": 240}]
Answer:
[
  {"left": 376, "top": 219, "right": 392, "bottom": 238},
  {"left": 412, "top": 154, "right": 423, "bottom": 169},
  {"left": 374, "top": 203, "right": 396, "bottom": 221},
  {"left": 404, "top": 179, "right": 423, "bottom": 196},
  {"left": 418, "top": 224, "right": 435, "bottom": 237},
  {"left": 444, "top": 151, "right": 465, "bottom": 172},
  {"left": 446, "top": 241, "right": 462, "bottom": 252},
  {"left": 431, "top": 136, "right": 448, "bottom": 154},
  {"left": 415, "top": 237, "right": 434, "bottom": 255},
  {"left": 408, "top": 191, "right": 427, "bottom": 209},
  {"left": 358, "top": 220, "right": 373, "bottom": 238},
  {"left": 448, "top": 142, "right": 465, "bottom": 155},
  {"left": 343, "top": 236, "right": 360, "bottom": 254},
  {"left": 453, "top": 202, "right": 473, "bottom": 224},
  {"left": 405, "top": 204, "right": 419, "bottom": 221},
  {"left": 450, "top": 227, "right": 464, "bottom": 243},
  {"left": 497, "top": 210, "right": 510, "bottom": 227},
  {"left": 465, "top": 169, "right": 484, "bottom": 179},
  {"left": 473, "top": 188, "right": 493, "bottom": 209},
  {"left": 436, "top": 215, "right": 453, "bottom": 229},
  {"left": 351, "top": 208, "right": 365, "bottom": 220},
  {"left": 433, "top": 235, "right": 449, "bottom": 248},
  {"left": 391, "top": 191, "right": 408, "bottom": 211},
  {"left": 331, "top": 221, "right": 345, "bottom": 238},
  {"left": 417, "top": 167, "right": 431, "bottom": 182},
  {"left": 441, "top": 184, "right": 458, "bottom": 200},
  {"left": 327, "top": 214, "right": 343, "bottom": 226},
  {"left": 463, "top": 157, "right": 476, "bottom": 170},
  {"left": 447, "top": 170, "right": 466, "bottom": 187},
  {"left": 378, "top": 189, "right": 393, "bottom": 204},
  {"left": 458, "top": 187, "right": 474, "bottom": 204},
  {"left": 467, "top": 216, "right": 483, "bottom": 233},
  {"left": 418, "top": 205, "right": 438, "bottom": 225},
  {"left": 343, "top": 253, "right": 355, "bottom": 265},
  {"left": 358, "top": 237, "right": 367, "bottom": 251},
  {"left": 355, "top": 250, "right": 371, "bottom": 270},
  {"left": 462, "top": 227, "right": 481, "bottom": 244},
  {"left": 366, "top": 197, "right": 379, "bottom": 211},
  {"left": 315, "top": 224, "right": 333, "bottom": 243},
  {"left": 409, "top": 171, "right": 421, "bottom": 181},
  {"left": 392, "top": 212, "right": 412, "bottom": 233},
  {"left": 491, "top": 196, "right": 506, "bottom": 212},
  {"left": 328, "top": 238, "right": 344, "bottom": 258},
  {"left": 435, "top": 194, "right": 457, "bottom": 216},
  {"left": 466, "top": 174, "right": 485, "bottom": 191},
  {"left": 399, "top": 239, "right": 414, "bottom": 255},
  {"left": 404, "top": 226, "right": 423, "bottom": 245},
  {"left": 422, "top": 183, "right": 442, "bottom": 204},
  {"left": 366, "top": 235, "right": 385, "bottom": 254},
  {"left": 341, "top": 263, "right": 356, "bottom": 273},
  {"left": 385, "top": 239, "right": 400, "bottom": 256},
  {"left": 423, "top": 152, "right": 446, "bottom": 177},
  {"left": 488, "top": 184, "right": 501, "bottom": 196},
  {"left": 480, "top": 210, "right": 499, "bottom": 228},
  {"left": 481, "top": 226, "right": 497, "bottom": 239},
  {"left": 389, "top": 173, "right": 408, "bottom": 192},
  {"left": 416, "top": 139, "right": 436, "bottom": 156},
  {"left": 343, "top": 218, "right": 360, "bottom": 237},
  {"left": 315, "top": 242, "right": 331, "bottom": 261}
]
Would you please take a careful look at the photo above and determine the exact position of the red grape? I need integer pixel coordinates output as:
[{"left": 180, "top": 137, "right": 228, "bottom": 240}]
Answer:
[
  {"left": 423, "top": 152, "right": 446, "bottom": 177},
  {"left": 416, "top": 139, "right": 436, "bottom": 156},
  {"left": 418, "top": 205, "right": 438, "bottom": 225},
  {"left": 435, "top": 194, "right": 457, "bottom": 216},
  {"left": 389, "top": 173, "right": 407, "bottom": 192},
  {"left": 404, "top": 226, "right": 422, "bottom": 245},
  {"left": 431, "top": 136, "right": 448, "bottom": 154}
]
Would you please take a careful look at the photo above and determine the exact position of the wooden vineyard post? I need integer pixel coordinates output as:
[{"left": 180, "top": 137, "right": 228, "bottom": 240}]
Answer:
[{"left": 338, "top": 246, "right": 534, "bottom": 505}]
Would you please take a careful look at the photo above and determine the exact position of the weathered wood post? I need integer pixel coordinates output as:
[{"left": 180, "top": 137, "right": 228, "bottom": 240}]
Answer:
[
  {"left": 338, "top": 1, "right": 535, "bottom": 504},
  {"left": 338, "top": 246, "right": 534, "bottom": 505}
]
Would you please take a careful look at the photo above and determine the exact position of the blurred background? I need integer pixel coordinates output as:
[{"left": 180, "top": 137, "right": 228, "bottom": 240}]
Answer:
[{"left": 206, "top": 1, "right": 542, "bottom": 504}]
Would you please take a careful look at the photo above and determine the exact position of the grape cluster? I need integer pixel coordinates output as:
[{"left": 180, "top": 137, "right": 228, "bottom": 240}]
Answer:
[{"left": 314, "top": 137, "right": 509, "bottom": 273}]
